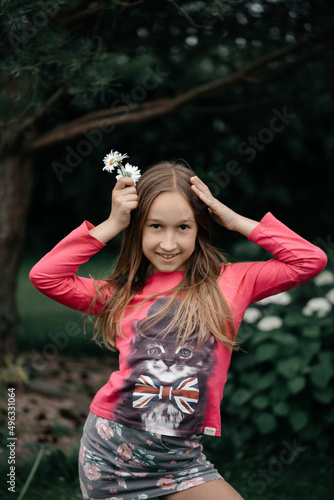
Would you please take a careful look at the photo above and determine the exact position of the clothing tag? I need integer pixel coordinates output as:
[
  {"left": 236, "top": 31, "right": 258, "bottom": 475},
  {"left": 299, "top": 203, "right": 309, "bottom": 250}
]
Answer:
[{"left": 204, "top": 427, "right": 216, "bottom": 436}]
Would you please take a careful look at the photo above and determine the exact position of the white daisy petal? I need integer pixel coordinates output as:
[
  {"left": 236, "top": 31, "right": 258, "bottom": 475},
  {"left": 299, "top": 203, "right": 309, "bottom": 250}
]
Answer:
[
  {"left": 102, "top": 150, "right": 140, "bottom": 182},
  {"left": 103, "top": 153, "right": 116, "bottom": 172},
  {"left": 122, "top": 163, "right": 141, "bottom": 183},
  {"left": 102, "top": 150, "right": 129, "bottom": 173}
]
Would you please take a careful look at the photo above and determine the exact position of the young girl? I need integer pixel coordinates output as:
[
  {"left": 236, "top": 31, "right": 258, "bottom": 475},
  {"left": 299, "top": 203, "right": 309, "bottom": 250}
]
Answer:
[{"left": 30, "top": 160, "right": 327, "bottom": 500}]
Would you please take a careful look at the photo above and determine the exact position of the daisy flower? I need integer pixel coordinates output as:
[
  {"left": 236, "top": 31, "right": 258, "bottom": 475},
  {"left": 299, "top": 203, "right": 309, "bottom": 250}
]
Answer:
[
  {"left": 102, "top": 149, "right": 141, "bottom": 183},
  {"left": 103, "top": 150, "right": 129, "bottom": 172},
  {"left": 116, "top": 163, "right": 141, "bottom": 183}
]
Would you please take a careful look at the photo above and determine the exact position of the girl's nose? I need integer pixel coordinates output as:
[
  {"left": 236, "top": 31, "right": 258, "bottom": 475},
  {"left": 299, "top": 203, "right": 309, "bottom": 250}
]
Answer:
[{"left": 160, "top": 232, "right": 177, "bottom": 251}]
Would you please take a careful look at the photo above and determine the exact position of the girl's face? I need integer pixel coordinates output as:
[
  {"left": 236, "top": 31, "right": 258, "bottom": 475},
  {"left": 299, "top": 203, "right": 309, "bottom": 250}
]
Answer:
[{"left": 142, "top": 191, "right": 198, "bottom": 274}]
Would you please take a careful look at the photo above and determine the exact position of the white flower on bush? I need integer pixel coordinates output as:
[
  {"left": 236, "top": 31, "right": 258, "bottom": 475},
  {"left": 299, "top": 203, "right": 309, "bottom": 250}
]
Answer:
[
  {"left": 257, "top": 291, "right": 292, "bottom": 306},
  {"left": 325, "top": 288, "right": 334, "bottom": 305},
  {"left": 257, "top": 316, "right": 283, "bottom": 331},
  {"left": 314, "top": 270, "right": 334, "bottom": 286},
  {"left": 302, "top": 297, "right": 332, "bottom": 318},
  {"left": 243, "top": 307, "right": 262, "bottom": 324}
]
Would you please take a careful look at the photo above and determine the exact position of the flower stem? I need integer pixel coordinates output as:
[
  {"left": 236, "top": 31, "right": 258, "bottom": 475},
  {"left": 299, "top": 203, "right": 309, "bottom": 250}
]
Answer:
[{"left": 118, "top": 164, "right": 131, "bottom": 177}]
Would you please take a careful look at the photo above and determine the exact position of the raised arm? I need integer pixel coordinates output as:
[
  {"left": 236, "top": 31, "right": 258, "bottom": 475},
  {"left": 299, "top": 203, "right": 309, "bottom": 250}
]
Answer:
[
  {"left": 29, "top": 177, "right": 139, "bottom": 313},
  {"left": 29, "top": 221, "right": 108, "bottom": 313},
  {"left": 190, "top": 175, "right": 327, "bottom": 304},
  {"left": 190, "top": 175, "right": 259, "bottom": 236}
]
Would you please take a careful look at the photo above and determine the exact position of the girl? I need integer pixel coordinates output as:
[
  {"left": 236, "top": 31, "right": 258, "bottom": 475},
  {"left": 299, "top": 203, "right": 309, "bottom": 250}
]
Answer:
[{"left": 30, "top": 161, "right": 327, "bottom": 500}]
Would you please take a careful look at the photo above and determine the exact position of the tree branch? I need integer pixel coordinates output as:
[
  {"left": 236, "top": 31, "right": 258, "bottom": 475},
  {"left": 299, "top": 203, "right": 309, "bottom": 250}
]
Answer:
[
  {"left": 190, "top": 93, "right": 283, "bottom": 114},
  {"left": 55, "top": 4, "right": 105, "bottom": 28},
  {"left": 29, "top": 20, "right": 334, "bottom": 151}
]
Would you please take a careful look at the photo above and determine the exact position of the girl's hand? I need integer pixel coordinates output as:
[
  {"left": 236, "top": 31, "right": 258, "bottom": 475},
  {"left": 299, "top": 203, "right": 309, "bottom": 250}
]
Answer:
[
  {"left": 190, "top": 176, "right": 239, "bottom": 230},
  {"left": 89, "top": 177, "right": 138, "bottom": 243},
  {"left": 190, "top": 175, "right": 259, "bottom": 237},
  {"left": 108, "top": 176, "right": 139, "bottom": 232}
]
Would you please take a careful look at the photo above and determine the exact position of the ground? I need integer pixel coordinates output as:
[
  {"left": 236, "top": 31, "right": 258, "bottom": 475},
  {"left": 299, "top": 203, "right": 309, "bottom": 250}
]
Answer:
[{"left": 0, "top": 353, "right": 119, "bottom": 460}]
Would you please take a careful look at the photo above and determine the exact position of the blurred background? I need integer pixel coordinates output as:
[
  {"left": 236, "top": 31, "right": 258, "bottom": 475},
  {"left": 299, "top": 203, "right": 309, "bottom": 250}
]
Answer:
[{"left": 1, "top": 1, "right": 334, "bottom": 499}]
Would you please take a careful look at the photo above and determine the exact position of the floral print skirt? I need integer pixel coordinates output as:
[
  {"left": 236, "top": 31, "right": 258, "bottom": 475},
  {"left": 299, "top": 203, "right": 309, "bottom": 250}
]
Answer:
[{"left": 78, "top": 411, "right": 223, "bottom": 500}]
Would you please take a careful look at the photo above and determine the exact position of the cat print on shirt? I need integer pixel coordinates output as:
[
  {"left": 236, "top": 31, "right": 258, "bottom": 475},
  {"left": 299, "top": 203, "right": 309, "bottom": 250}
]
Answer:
[{"left": 116, "top": 297, "right": 217, "bottom": 435}]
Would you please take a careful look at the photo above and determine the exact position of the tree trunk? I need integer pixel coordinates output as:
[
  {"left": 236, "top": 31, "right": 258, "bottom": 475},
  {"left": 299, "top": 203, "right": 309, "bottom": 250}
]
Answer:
[{"left": 0, "top": 140, "right": 33, "bottom": 364}]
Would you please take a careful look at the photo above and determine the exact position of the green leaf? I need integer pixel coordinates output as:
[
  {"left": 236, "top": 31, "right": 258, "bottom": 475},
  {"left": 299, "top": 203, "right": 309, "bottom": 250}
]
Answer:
[
  {"left": 303, "top": 326, "right": 321, "bottom": 339},
  {"left": 313, "top": 387, "right": 333, "bottom": 404},
  {"left": 253, "top": 412, "right": 277, "bottom": 434},
  {"left": 287, "top": 376, "right": 306, "bottom": 394},
  {"left": 308, "top": 341, "right": 322, "bottom": 355},
  {"left": 240, "top": 371, "right": 260, "bottom": 388},
  {"left": 273, "top": 332, "right": 298, "bottom": 347},
  {"left": 250, "top": 331, "right": 272, "bottom": 346},
  {"left": 240, "top": 407, "right": 251, "bottom": 419},
  {"left": 230, "top": 388, "right": 253, "bottom": 406},
  {"left": 255, "top": 371, "right": 277, "bottom": 391},
  {"left": 289, "top": 410, "right": 308, "bottom": 431},
  {"left": 270, "top": 381, "right": 289, "bottom": 400},
  {"left": 255, "top": 343, "right": 279, "bottom": 362},
  {"left": 310, "top": 353, "right": 333, "bottom": 388},
  {"left": 272, "top": 401, "right": 289, "bottom": 416},
  {"left": 277, "top": 357, "right": 303, "bottom": 378},
  {"left": 310, "top": 366, "right": 330, "bottom": 388},
  {"left": 299, "top": 340, "right": 320, "bottom": 364},
  {"left": 251, "top": 395, "right": 270, "bottom": 409},
  {"left": 284, "top": 313, "right": 308, "bottom": 328}
]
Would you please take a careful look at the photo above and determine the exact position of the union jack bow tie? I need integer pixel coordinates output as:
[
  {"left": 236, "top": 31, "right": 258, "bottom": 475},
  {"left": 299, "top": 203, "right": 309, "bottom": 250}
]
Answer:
[{"left": 133, "top": 375, "right": 199, "bottom": 414}]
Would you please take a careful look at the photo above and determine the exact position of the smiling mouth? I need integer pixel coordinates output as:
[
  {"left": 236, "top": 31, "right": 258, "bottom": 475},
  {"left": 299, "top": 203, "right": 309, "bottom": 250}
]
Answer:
[{"left": 156, "top": 253, "right": 180, "bottom": 260}]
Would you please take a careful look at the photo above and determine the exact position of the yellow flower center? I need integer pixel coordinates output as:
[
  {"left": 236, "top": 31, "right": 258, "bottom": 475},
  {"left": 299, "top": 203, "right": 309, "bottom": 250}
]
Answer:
[{"left": 109, "top": 158, "right": 115, "bottom": 165}]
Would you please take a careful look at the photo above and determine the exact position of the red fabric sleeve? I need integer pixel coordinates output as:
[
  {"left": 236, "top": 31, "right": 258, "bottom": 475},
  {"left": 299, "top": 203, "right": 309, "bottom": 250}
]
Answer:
[
  {"left": 222, "top": 212, "right": 327, "bottom": 306},
  {"left": 29, "top": 221, "right": 108, "bottom": 314}
]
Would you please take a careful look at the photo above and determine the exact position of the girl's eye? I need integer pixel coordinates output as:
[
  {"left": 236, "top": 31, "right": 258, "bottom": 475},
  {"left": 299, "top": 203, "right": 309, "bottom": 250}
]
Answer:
[{"left": 150, "top": 224, "right": 189, "bottom": 230}]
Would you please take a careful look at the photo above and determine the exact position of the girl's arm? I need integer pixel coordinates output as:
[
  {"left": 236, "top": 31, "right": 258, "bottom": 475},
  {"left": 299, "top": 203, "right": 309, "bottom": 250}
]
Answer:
[
  {"left": 29, "top": 177, "right": 139, "bottom": 313},
  {"left": 29, "top": 221, "right": 108, "bottom": 314},
  {"left": 190, "top": 176, "right": 259, "bottom": 236},
  {"left": 190, "top": 175, "right": 327, "bottom": 304}
]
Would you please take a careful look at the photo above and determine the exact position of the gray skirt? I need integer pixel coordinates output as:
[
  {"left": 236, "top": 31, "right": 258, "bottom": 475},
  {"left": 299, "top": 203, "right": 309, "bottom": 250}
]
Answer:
[{"left": 78, "top": 411, "right": 223, "bottom": 499}]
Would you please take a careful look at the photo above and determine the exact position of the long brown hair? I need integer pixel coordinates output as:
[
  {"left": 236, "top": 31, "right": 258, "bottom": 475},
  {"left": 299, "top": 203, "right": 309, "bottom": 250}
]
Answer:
[{"left": 90, "top": 161, "right": 238, "bottom": 351}]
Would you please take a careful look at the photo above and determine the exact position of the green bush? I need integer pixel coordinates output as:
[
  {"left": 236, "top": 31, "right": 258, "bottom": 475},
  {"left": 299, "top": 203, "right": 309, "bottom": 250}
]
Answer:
[{"left": 214, "top": 250, "right": 334, "bottom": 459}]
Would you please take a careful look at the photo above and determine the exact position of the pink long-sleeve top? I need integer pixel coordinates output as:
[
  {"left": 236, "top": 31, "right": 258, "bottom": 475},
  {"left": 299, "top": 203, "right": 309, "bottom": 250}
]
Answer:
[{"left": 29, "top": 213, "right": 327, "bottom": 437}]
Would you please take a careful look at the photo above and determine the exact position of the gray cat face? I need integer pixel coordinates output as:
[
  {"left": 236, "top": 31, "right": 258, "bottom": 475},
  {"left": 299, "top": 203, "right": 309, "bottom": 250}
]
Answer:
[{"left": 141, "top": 340, "right": 199, "bottom": 384}]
